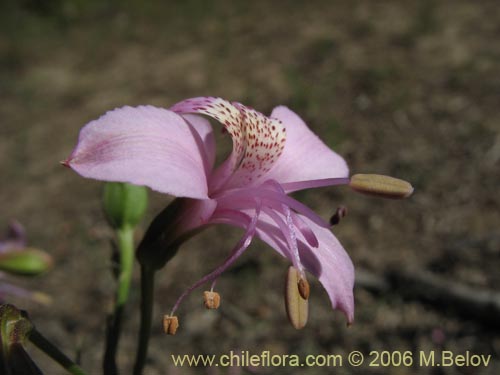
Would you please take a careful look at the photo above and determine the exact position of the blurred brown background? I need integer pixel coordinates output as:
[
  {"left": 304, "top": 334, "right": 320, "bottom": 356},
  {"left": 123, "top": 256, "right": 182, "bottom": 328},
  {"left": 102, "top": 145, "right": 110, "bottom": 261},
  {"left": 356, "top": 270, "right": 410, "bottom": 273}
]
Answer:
[{"left": 1, "top": 0, "right": 499, "bottom": 374}]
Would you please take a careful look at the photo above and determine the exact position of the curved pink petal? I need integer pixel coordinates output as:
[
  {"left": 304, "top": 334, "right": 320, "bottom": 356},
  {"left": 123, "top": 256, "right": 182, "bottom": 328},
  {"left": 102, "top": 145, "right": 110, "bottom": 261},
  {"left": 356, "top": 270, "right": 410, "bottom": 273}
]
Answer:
[
  {"left": 180, "top": 114, "right": 216, "bottom": 176},
  {"left": 263, "top": 106, "right": 349, "bottom": 192},
  {"left": 254, "top": 212, "right": 355, "bottom": 323},
  {"left": 230, "top": 102, "right": 286, "bottom": 187},
  {"left": 171, "top": 97, "right": 245, "bottom": 179},
  {"left": 171, "top": 97, "right": 287, "bottom": 190},
  {"left": 65, "top": 106, "right": 210, "bottom": 199}
]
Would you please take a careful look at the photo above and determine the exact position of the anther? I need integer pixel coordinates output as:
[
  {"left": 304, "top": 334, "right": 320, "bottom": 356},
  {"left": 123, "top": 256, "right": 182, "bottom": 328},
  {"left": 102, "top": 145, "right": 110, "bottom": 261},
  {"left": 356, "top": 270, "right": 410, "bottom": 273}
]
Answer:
[
  {"left": 349, "top": 174, "right": 414, "bottom": 199},
  {"left": 330, "top": 206, "right": 348, "bottom": 225},
  {"left": 203, "top": 291, "right": 221, "bottom": 309},
  {"left": 163, "top": 315, "right": 179, "bottom": 335},
  {"left": 285, "top": 266, "right": 308, "bottom": 330},
  {"left": 298, "top": 277, "right": 310, "bottom": 300}
]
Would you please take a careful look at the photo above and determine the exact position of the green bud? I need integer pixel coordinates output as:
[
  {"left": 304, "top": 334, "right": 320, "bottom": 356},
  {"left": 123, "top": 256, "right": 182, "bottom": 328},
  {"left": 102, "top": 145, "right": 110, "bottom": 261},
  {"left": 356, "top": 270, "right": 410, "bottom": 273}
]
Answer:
[
  {"left": 103, "top": 182, "right": 148, "bottom": 230},
  {"left": 0, "top": 249, "right": 53, "bottom": 276}
]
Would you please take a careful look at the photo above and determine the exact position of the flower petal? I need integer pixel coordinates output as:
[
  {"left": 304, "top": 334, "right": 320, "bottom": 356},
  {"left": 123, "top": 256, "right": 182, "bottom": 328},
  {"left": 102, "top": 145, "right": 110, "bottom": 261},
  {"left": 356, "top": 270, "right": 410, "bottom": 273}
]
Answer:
[
  {"left": 171, "top": 97, "right": 286, "bottom": 189},
  {"left": 171, "top": 97, "right": 244, "bottom": 177},
  {"left": 264, "top": 106, "right": 349, "bottom": 192},
  {"left": 230, "top": 102, "right": 286, "bottom": 186},
  {"left": 65, "top": 106, "right": 210, "bottom": 199},
  {"left": 180, "top": 114, "right": 216, "bottom": 176},
  {"left": 255, "top": 212, "right": 355, "bottom": 323}
]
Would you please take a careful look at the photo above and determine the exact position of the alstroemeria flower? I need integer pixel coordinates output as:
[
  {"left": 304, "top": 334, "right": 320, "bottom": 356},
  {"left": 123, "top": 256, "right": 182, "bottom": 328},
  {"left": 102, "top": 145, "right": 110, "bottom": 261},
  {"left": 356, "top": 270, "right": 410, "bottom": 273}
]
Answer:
[{"left": 65, "top": 97, "right": 355, "bottom": 323}]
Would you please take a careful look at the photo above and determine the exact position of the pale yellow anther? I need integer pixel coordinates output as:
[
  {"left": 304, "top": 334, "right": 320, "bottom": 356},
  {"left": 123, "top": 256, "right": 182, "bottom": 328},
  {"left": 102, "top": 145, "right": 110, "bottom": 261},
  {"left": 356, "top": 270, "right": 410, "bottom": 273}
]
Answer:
[
  {"left": 203, "top": 291, "right": 221, "bottom": 309},
  {"left": 349, "top": 174, "right": 414, "bottom": 199},
  {"left": 163, "top": 315, "right": 179, "bottom": 335},
  {"left": 285, "top": 266, "right": 309, "bottom": 330}
]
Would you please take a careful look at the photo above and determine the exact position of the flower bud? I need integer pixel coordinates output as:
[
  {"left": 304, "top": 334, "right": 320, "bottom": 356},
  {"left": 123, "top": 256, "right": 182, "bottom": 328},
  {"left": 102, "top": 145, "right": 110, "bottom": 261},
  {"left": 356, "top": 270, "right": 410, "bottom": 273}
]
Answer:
[
  {"left": 285, "top": 266, "right": 308, "bottom": 330},
  {"left": 349, "top": 174, "right": 414, "bottom": 199},
  {"left": 0, "top": 248, "right": 53, "bottom": 276},
  {"left": 103, "top": 182, "right": 148, "bottom": 230}
]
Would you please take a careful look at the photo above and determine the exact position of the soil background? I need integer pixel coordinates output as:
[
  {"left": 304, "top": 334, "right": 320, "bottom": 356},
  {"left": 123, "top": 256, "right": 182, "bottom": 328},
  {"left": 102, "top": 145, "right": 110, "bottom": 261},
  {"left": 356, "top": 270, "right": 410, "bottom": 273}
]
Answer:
[{"left": 1, "top": 1, "right": 499, "bottom": 374}]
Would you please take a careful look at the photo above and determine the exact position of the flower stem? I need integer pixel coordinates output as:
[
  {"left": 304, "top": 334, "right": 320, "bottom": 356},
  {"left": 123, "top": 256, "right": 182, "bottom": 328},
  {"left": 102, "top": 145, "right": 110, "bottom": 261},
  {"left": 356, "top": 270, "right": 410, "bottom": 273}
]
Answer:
[
  {"left": 28, "top": 328, "right": 87, "bottom": 375},
  {"left": 133, "top": 265, "right": 155, "bottom": 375},
  {"left": 103, "top": 226, "right": 135, "bottom": 375}
]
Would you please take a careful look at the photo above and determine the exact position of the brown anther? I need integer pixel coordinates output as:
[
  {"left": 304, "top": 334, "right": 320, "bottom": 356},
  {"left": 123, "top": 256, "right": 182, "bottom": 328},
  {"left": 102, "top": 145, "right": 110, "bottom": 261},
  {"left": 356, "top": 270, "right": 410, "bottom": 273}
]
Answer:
[
  {"left": 203, "top": 291, "right": 221, "bottom": 309},
  {"left": 349, "top": 174, "right": 414, "bottom": 199},
  {"left": 285, "top": 266, "right": 308, "bottom": 330},
  {"left": 330, "top": 205, "right": 348, "bottom": 225},
  {"left": 163, "top": 315, "right": 179, "bottom": 335},
  {"left": 298, "top": 277, "right": 310, "bottom": 300}
]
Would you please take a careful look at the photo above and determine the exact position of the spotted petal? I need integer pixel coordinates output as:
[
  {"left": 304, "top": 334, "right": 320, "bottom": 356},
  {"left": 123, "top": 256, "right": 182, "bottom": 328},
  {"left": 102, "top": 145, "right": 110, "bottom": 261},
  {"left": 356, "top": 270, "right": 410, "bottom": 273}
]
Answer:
[
  {"left": 171, "top": 97, "right": 286, "bottom": 190},
  {"left": 65, "top": 106, "right": 211, "bottom": 199}
]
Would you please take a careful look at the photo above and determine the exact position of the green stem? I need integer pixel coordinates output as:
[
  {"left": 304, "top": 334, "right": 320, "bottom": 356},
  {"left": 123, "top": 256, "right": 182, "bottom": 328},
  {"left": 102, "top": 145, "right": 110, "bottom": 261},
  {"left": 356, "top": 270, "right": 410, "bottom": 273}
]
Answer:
[
  {"left": 103, "top": 227, "right": 135, "bottom": 375},
  {"left": 29, "top": 328, "right": 87, "bottom": 375},
  {"left": 116, "top": 227, "right": 135, "bottom": 306},
  {"left": 133, "top": 265, "right": 155, "bottom": 375}
]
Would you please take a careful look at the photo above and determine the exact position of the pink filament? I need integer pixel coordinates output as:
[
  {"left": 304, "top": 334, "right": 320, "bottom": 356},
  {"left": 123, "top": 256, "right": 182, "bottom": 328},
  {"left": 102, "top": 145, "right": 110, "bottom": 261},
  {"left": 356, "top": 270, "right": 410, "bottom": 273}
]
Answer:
[
  {"left": 280, "top": 177, "right": 350, "bottom": 192},
  {"left": 290, "top": 211, "right": 319, "bottom": 248},
  {"left": 170, "top": 200, "right": 261, "bottom": 315},
  {"left": 216, "top": 188, "right": 329, "bottom": 228},
  {"left": 261, "top": 207, "right": 304, "bottom": 277},
  {"left": 261, "top": 180, "right": 319, "bottom": 248}
]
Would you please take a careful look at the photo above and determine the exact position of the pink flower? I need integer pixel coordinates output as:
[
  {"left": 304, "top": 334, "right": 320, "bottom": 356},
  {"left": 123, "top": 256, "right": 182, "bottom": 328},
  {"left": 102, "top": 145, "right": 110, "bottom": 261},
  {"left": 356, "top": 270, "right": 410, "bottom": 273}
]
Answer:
[{"left": 65, "top": 97, "right": 355, "bottom": 323}]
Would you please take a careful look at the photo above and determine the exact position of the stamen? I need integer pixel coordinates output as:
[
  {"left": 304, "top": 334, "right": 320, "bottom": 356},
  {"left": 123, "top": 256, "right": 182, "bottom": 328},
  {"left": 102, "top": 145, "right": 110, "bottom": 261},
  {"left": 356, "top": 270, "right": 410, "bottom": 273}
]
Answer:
[
  {"left": 290, "top": 211, "right": 319, "bottom": 248},
  {"left": 203, "top": 291, "right": 221, "bottom": 309},
  {"left": 217, "top": 188, "right": 330, "bottom": 228},
  {"left": 211, "top": 209, "right": 252, "bottom": 228},
  {"left": 349, "top": 174, "right": 414, "bottom": 199},
  {"left": 260, "top": 180, "right": 318, "bottom": 248},
  {"left": 163, "top": 315, "right": 179, "bottom": 335},
  {"left": 262, "top": 207, "right": 305, "bottom": 278},
  {"left": 169, "top": 201, "right": 261, "bottom": 315},
  {"left": 281, "top": 177, "right": 351, "bottom": 193},
  {"left": 285, "top": 266, "right": 308, "bottom": 329},
  {"left": 284, "top": 206, "right": 303, "bottom": 276},
  {"left": 330, "top": 206, "right": 348, "bottom": 226}
]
